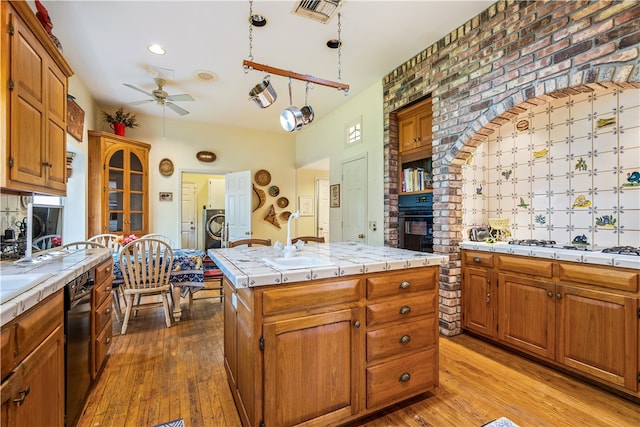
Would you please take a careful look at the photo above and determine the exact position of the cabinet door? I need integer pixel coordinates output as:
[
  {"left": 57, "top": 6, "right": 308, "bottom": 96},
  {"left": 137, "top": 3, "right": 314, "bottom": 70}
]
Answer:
[
  {"left": 415, "top": 109, "right": 432, "bottom": 149},
  {"left": 498, "top": 274, "right": 555, "bottom": 359},
  {"left": 556, "top": 284, "right": 638, "bottom": 391},
  {"left": 223, "top": 280, "right": 237, "bottom": 389},
  {"left": 2, "top": 326, "right": 64, "bottom": 427},
  {"left": 263, "top": 308, "right": 362, "bottom": 426},
  {"left": 462, "top": 267, "right": 496, "bottom": 337},
  {"left": 43, "top": 63, "right": 68, "bottom": 192},
  {"left": 398, "top": 114, "right": 418, "bottom": 153}
]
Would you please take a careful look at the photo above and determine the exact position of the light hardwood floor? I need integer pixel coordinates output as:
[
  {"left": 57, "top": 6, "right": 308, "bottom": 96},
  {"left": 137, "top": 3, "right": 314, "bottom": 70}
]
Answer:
[{"left": 79, "top": 297, "right": 640, "bottom": 427}]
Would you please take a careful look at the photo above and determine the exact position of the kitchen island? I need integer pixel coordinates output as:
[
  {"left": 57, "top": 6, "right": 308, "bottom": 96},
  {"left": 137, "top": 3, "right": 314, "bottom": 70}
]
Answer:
[{"left": 208, "top": 242, "right": 448, "bottom": 427}]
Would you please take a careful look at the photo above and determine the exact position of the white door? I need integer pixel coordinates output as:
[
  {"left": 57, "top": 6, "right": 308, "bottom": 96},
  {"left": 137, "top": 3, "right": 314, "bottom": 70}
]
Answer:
[
  {"left": 208, "top": 178, "right": 225, "bottom": 209},
  {"left": 316, "top": 178, "right": 330, "bottom": 241},
  {"left": 225, "top": 170, "right": 252, "bottom": 242},
  {"left": 342, "top": 156, "right": 368, "bottom": 243},
  {"left": 181, "top": 182, "right": 197, "bottom": 248}
]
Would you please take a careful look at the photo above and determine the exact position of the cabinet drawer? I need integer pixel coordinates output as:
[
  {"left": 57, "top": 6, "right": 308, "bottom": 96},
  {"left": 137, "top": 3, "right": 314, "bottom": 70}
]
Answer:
[
  {"left": 462, "top": 251, "right": 494, "bottom": 268},
  {"left": 262, "top": 278, "right": 360, "bottom": 317},
  {"left": 93, "top": 318, "right": 112, "bottom": 379},
  {"left": 95, "top": 259, "right": 114, "bottom": 286},
  {"left": 558, "top": 263, "right": 638, "bottom": 292},
  {"left": 366, "top": 348, "right": 436, "bottom": 409},
  {"left": 94, "top": 294, "right": 114, "bottom": 334},
  {"left": 367, "top": 268, "right": 437, "bottom": 299},
  {"left": 367, "top": 316, "right": 436, "bottom": 363},
  {"left": 93, "top": 274, "right": 114, "bottom": 309},
  {"left": 366, "top": 292, "right": 435, "bottom": 327},
  {"left": 497, "top": 255, "right": 553, "bottom": 278}
]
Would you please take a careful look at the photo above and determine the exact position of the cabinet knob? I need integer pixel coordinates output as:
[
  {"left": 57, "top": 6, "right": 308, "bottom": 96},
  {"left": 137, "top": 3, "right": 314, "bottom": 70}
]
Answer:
[
  {"left": 556, "top": 293, "right": 562, "bottom": 299},
  {"left": 354, "top": 321, "right": 361, "bottom": 328},
  {"left": 399, "top": 281, "right": 410, "bottom": 289},
  {"left": 473, "top": 257, "right": 481, "bottom": 263},
  {"left": 399, "top": 334, "right": 411, "bottom": 344},
  {"left": 106, "top": 308, "right": 111, "bottom": 314},
  {"left": 105, "top": 267, "right": 111, "bottom": 273},
  {"left": 13, "top": 385, "right": 30, "bottom": 406},
  {"left": 399, "top": 305, "right": 411, "bottom": 315},
  {"left": 358, "top": 233, "right": 365, "bottom": 239},
  {"left": 398, "top": 373, "right": 411, "bottom": 383},
  {"left": 105, "top": 286, "right": 112, "bottom": 292},
  {"left": 106, "top": 337, "right": 111, "bottom": 344},
  {"left": 547, "top": 291, "right": 553, "bottom": 297}
]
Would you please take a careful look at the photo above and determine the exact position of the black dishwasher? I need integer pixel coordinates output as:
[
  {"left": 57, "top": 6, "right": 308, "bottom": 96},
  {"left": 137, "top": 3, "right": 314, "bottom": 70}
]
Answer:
[{"left": 64, "top": 271, "right": 94, "bottom": 427}]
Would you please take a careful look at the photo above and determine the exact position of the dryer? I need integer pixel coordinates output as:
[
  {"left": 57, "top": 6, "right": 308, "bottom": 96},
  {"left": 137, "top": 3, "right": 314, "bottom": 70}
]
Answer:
[{"left": 204, "top": 208, "right": 225, "bottom": 249}]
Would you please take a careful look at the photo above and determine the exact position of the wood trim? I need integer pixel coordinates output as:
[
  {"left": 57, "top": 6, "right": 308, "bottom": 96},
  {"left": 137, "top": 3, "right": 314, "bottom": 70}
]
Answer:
[{"left": 243, "top": 59, "right": 350, "bottom": 91}]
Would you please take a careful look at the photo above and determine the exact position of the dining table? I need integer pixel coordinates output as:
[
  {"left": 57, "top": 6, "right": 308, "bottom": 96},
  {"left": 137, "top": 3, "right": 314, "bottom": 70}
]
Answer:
[{"left": 111, "top": 248, "right": 205, "bottom": 321}]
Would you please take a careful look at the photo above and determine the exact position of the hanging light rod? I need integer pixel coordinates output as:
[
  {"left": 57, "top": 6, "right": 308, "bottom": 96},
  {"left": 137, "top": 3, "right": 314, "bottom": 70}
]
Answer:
[{"left": 243, "top": 59, "right": 349, "bottom": 92}]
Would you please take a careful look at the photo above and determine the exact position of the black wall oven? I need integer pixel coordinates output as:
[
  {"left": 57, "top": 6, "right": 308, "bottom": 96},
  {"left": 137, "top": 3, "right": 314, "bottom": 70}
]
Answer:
[{"left": 398, "top": 194, "right": 434, "bottom": 253}]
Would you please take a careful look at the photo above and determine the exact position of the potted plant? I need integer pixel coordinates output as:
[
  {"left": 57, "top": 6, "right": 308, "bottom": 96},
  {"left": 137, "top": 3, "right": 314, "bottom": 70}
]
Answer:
[{"left": 102, "top": 107, "right": 139, "bottom": 136}]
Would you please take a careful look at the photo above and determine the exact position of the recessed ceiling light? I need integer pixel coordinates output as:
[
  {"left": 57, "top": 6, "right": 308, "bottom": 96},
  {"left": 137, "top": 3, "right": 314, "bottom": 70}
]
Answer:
[
  {"left": 195, "top": 70, "right": 218, "bottom": 82},
  {"left": 326, "top": 39, "right": 341, "bottom": 49},
  {"left": 249, "top": 14, "right": 267, "bottom": 27},
  {"left": 148, "top": 44, "right": 166, "bottom": 55}
]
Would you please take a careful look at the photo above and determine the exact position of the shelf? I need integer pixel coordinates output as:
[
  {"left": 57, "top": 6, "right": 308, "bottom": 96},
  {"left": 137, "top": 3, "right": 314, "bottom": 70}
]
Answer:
[{"left": 399, "top": 189, "right": 433, "bottom": 196}]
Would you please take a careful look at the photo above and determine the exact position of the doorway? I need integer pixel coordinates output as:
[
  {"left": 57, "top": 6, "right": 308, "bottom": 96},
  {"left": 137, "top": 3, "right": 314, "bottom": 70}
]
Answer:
[{"left": 181, "top": 172, "right": 226, "bottom": 250}]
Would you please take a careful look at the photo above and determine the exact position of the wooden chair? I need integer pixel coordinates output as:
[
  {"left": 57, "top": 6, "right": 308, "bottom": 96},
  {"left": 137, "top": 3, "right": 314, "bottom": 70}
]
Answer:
[
  {"left": 88, "top": 233, "right": 123, "bottom": 252},
  {"left": 141, "top": 233, "right": 173, "bottom": 247},
  {"left": 291, "top": 236, "right": 325, "bottom": 244},
  {"left": 32, "top": 234, "right": 60, "bottom": 250},
  {"left": 227, "top": 238, "right": 272, "bottom": 248},
  {"left": 118, "top": 238, "right": 174, "bottom": 334},
  {"left": 199, "top": 256, "right": 224, "bottom": 304},
  {"left": 62, "top": 241, "right": 106, "bottom": 250}
]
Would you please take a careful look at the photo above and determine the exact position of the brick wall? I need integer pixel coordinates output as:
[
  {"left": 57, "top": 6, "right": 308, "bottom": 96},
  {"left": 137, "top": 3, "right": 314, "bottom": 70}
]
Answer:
[{"left": 382, "top": 0, "right": 640, "bottom": 335}]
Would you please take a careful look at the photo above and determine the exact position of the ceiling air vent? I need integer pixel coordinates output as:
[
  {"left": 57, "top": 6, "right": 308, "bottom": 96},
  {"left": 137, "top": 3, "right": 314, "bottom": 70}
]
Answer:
[{"left": 292, "top": 0, "right": 342, "bottom": 24}]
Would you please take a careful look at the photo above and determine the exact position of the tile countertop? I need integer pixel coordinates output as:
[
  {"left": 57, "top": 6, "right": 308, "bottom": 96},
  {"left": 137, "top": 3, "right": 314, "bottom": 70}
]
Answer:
[
  {"left": 0, "top": 248, "right": 112, "bottom": 326},
  {"left": 207, "top": 242, "right": 449, "bottom": 289},
  {"left": 459, "top": 241, "right": 640, "bottom": 270}
]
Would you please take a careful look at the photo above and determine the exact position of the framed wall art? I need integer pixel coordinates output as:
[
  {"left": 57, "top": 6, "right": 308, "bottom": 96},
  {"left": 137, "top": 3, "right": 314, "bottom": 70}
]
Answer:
[
  {"left": 330, "top": 184, "right": 340, "bottom": 208},
  {"left": 66, "top": 97, "right": 85, "bottom": 142},
  {"left": 299, "top": 195, "right": 314, "bottom": 216}
]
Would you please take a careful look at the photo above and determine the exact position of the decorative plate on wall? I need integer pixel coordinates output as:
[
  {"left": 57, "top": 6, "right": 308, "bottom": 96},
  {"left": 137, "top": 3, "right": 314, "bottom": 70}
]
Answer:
[
  {"left": 277, "top": 197, "right": 289, "bottom": 208},
  {"left": 268, "top": 185, "right": 280, "bottom": 197},
  {"left": 196, "top": 151, "right": 216, "bottom": 162},
  {"left": 159, "top": 158, "right": 174, "bottom": 177},
  {"left": 255, "top": 169, "right": 271, "bottom": 186}
]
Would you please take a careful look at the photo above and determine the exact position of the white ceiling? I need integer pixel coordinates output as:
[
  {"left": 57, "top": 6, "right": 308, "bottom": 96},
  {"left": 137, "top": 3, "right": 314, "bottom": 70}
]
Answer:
[{"left": 42, "top": 0, "right": 493, "bottom": 133}]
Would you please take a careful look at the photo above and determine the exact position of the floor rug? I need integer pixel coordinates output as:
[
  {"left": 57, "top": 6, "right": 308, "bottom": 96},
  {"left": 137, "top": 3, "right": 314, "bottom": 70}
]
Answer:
[
  {"left": 481, "top": 417, "right": 520, "bottom": 427},
  {"left": 152, "top": 418, "right": 184, "bottom": 427}
]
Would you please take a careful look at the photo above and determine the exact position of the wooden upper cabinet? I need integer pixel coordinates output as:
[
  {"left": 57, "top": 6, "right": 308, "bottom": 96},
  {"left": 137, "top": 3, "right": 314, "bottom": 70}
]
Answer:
[
  {"left": 88, "top": 131, "right": 150, "bottom": 237},
  {"left": 397, "top": 97, "right": 432, "bottom": 154},
  {"left": 1, "top": 1, "right": 73, "bottom": 196}
]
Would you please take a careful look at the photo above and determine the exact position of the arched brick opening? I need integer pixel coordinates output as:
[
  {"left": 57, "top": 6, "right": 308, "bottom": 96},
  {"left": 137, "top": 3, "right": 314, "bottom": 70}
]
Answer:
[{"left": 382, "top": 0, "right": 640, "bottom": 336}]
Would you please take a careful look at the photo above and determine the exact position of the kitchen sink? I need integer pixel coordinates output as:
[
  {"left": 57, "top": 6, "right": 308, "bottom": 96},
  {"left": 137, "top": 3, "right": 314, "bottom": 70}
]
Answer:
[
  {"left": 262, "top": 256, "right": 335, "bottom": 270},
  {"left": 0, "top": 273, "right": 53, "bottom": 304}
]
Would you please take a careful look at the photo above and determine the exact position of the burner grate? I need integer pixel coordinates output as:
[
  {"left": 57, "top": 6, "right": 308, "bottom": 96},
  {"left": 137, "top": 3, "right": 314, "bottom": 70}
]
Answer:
[
  {"left": 508, "top": 239, "right": 556, "bottom": 247},
  {"left": 601, "top": 246, "right": 640, "bottom": 256}
]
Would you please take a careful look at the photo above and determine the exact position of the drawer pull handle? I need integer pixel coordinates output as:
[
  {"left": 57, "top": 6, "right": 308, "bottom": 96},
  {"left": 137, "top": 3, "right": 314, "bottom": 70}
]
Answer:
[
  {"left": 399, "top": 305, "right": 411, "bottom": 315},
  {"left": 399, "top": 373, "right": 411, "bottom": 383},
  {"left": 399, "top": 281, "right": 410, "bottom": 289},
  {"left": 399, "top": 335, "right": 411, "bottom": 344},
  {"left": 13, "top": 385, "right": 30, "bottom": 406},
  {"left": 473, "top": 257, "right": 481, "bottom": 263},
  {"left": 354, "top": 321, "right": 361, "bottom": 328},
  {"left": 105, "top": 267, "right": 111, "bottom": 273}
]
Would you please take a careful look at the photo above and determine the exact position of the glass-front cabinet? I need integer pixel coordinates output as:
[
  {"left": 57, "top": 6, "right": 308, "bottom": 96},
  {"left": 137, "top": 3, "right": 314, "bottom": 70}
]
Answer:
[{"left": 88, "top": 131, "right": 150, "bottom": 237}]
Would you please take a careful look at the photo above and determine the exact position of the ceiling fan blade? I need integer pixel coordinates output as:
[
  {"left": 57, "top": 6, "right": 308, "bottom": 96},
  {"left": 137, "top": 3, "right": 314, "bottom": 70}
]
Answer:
[
  {"left": 166, "top": 94, "right": 194, "bottom": 102},
  {"left": 123, "top": 83, "right": 153, "bottom": 97},
  {"left": 166, "top": 102, "right": 190, "bottom": 116},
  {"left": 129, "top": 99, "right": 154, "bottom": 105}
]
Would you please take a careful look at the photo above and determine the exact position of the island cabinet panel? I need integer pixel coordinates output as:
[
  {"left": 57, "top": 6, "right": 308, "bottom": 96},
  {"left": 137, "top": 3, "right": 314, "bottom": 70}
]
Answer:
[
  {"left": 223, "top": 265, "right": 440, "bottom": 426},
  {"left": 263, "top": 308, "right": 362, "bottom": 427},
  {"left": 461, "top": 249, "right": 640, "bottom": 398}
]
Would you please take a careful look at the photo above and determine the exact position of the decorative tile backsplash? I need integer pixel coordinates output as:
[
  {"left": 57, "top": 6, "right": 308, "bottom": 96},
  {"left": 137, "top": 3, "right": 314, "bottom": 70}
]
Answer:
[{"left": 462, "top": 88, "right": 640, "bottom": 248}]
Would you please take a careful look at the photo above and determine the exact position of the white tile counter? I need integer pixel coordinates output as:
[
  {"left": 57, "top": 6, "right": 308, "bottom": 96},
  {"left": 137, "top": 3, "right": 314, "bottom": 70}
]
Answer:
[
  {"left": 208, "top": 242, "right": 449, "bottom": 289},
  {"left": 459, "top": 241, "right": 640, "bottom": 270},
  {"left": 0, "top": 248, "right": 112, "bottom": 326}
]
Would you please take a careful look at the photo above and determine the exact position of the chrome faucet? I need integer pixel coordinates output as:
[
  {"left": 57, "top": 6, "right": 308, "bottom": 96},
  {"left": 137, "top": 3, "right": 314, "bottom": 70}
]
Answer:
[{"left": 284, "top": 210, "right": 301, "bottom": 258}]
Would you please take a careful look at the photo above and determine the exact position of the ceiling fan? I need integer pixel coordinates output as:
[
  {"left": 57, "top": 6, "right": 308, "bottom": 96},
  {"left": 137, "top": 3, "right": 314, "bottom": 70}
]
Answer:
[{"left": 124, "top": 78, "right": 194, "bottom": 116}]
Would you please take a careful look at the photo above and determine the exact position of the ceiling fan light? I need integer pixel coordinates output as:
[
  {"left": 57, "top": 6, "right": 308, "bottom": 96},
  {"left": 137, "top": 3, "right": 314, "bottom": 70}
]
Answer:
[
  {"left": 147, "top": 44, "right": 166, "bottom": 55},
  {"left": 249, "top": 14, "right": 267, "bottom": 27}
]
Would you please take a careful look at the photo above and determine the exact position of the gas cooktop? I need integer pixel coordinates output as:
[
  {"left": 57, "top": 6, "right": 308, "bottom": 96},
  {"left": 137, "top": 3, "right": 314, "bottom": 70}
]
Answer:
[{"left": 507, "top": 240, "right": 640, "bottom": 256}]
